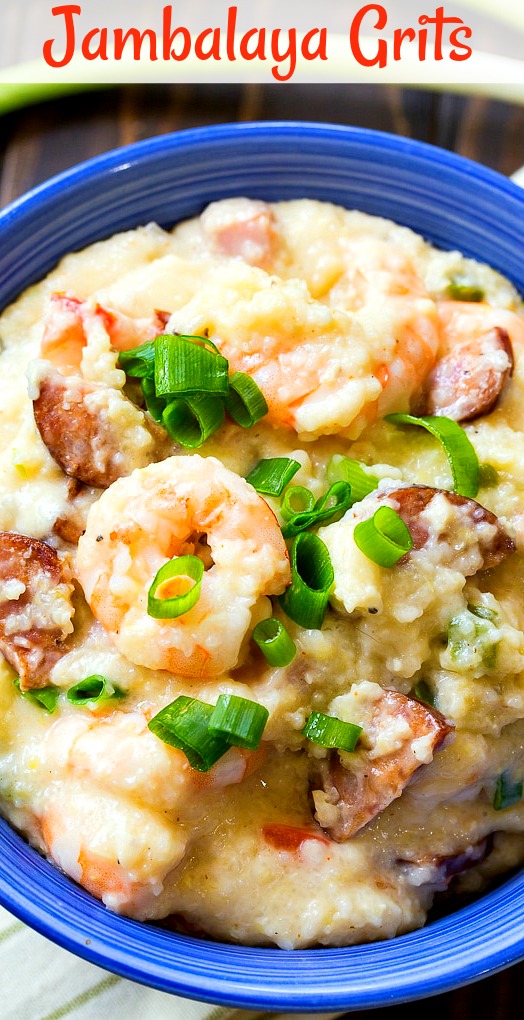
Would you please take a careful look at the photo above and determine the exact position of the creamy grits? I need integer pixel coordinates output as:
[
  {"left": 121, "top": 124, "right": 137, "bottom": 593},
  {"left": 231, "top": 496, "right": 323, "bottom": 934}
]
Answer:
[{"left": 0, "top": 198, "right": 524, "bottom": 949}]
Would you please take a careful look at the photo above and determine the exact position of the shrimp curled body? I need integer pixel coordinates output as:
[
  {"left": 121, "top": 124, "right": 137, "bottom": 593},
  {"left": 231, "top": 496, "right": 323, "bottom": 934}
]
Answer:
[{"left": 76, "top": 456, "right": 290, "bottom": 677}]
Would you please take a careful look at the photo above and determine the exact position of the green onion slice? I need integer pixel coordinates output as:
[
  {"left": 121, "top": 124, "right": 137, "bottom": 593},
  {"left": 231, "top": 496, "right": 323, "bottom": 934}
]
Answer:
[
  {"left": 118, "top": 340, "right": 156, "bottom": 378},
  {"left": 281, "top": 481, "right": 352, "bottom": 539},
  {"left": 411, "top": 680, "right": 435, "bottom": 706},
  {"left": 246, "top": 458, "right": 301, "bottom": 497},
  {"left": 493, "top": 771, "right": 523, "bottom": 811},
  {"left": 385, "top": 413, "right": 479, "bottom": 499},
  {"left": 478, "top": 463, "right": 499, "bottom": 490},
  {"left": 252, "top": 617, "right": 296, "bottom": 667},
  {"left": 66, "top": 675, "right": 125, "bottom": 707},
  {"left": 142, "top": 374, "right": 167, "bottom": 423},
  {"left": 354, "top": 506, "right": 413, "bottom": 568},
  {"left": 13, "top": 677, "right": 59, "bottom": 714},
  {"left": 162, "top": 394, "right": 225, "bottom": 448},
  {"left": 467, "top": 603, "right": 497, "bottom": 623},
  {"left": 303, "top": 711, "right": 362, "bottom": 752},
  {"left": 448, "top": 279, "right": 485, "bottom": 302},
  {"left": 154, "top": 334, "right": 229, "bottom": 398},
  {"left": 279, "top": 532, "right": 334, "bottom": 630},
  {"left": 327, "top": 454, "right": 379, "bottom": 504},
  {"left": 280, "top": 486, "right": 315, "bottom": 522},
  {"left": 148, "top": 555, "right": 204, "bottom": 619},
  {"left": 148, "top": 695, "right": 230, "bottom": 771},
  {"left": 208, "top": 694, "right": 269, "bottom": 750},
  {"left": 225, "top": 372, "right": 268, "bottom": 428}
]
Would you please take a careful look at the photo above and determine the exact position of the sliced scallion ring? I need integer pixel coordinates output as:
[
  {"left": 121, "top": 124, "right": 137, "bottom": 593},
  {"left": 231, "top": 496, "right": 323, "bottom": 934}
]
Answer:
[
  {"left": 142, "top": 374, "right": 167, "bottom": 423},
  {"left": 13, "top": 677, "right": 59, "bottom": 714},
  {"left": 162, "top": 394, "right": 225, "bottom": 448},
  {"left": 279, "top": 532, "right": 334, "bottom": 630},
  {"left": 154, "top": 334, "right": 229, "bottom": 397},
  {"left": 448, "top": 280, "right": 485, "bottom": 302},
  {"left": 327, "top": 454, "right": 379, "bottom": 504},
  {"left": 411, "top": 680, "right": 435, "bottom": 706},
  {"left": 208, "top": 694, "right": 269, "bottom": 750},
  {"left": 66, "top": 675, "right": 125, "bottom": 707},
  {"left": 303, "top": 711, "right": 362, "bottom": 752},
  {"left": 353, "top": 506, "right": 413, "bottom": 567},
  {"left": 252, "top": 617, "right": 296, "bottom": 667},
  {"left": 147, "top": 555, "right": 204, "bottom": 619},
  {"left": 118, "top": 340, "right": 156, "bottom": 378},
  {"left": 281, "top": 481, "right": 352, "bottom": 538},
  {"left": 148, "top": 696, "right": 230, "bottom": 772},
  {"left": 280, "top": 485, "right": 315, "bottom": 522},
  {"left": 385, "top": 413, "right": 479, "bottom": 498},
  {"left": 493, "top": 771, "right": 523, "bottom": 811},
  {"left": 225, "top": 372, "right": 268, "bottom": 427},
  {"left": 246, "top": 458, "right": 301, "bottom": 497}
]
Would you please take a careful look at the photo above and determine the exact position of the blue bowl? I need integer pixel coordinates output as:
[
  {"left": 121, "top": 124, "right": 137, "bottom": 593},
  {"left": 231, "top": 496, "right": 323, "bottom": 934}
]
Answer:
[{"left": 1, "top": 122, "right": 524, "bottom": 1012}]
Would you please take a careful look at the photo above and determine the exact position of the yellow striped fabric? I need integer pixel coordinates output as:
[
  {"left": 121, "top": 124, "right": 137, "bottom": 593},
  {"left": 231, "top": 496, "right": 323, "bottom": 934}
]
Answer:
[{"left": 0, "top": 905, "right": 343, "bottom": 1020}]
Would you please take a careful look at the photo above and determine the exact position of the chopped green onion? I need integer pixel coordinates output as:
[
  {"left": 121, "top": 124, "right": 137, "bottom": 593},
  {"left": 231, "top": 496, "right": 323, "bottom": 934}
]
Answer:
[
  {"left": 208, "top": 694, "right": 269, "bottom": 750},
  {"left": 246, "top": 458, "right": 301, "bottom": 497},
  {"left": 467, "top": 603, "right": 497, "bottom": 623},
  {"left": 225, "top": 372, "right": 268, "bottom": 427},
  {"left": 148, "top": 555, "right": 204, "bottom": 619},
  {"left": 162, "top": 394, "right": 225, "bottom": 448},
  {"left": 279, "top": 532, "right": 334, "bottom": 630},
  {"left": 118, "top": 340, "right": 156, "bottom": 378},
  {"left": 66, "top": 675, "right": 125, "bottom": 707},
  {"left": 493, "top": 771, "right": 523, "bottom": 811},
  {"left": 303, "top": 711, "right": 362, "bottom": 752},
  {"left": 327, "top": 455, "right": 379, "bottom": 504},
  {"left": 13, "top": 677, "right": 59, "bottom": 714},
  {"left": 252, "top": 617, "right": 296, "bottom": 667},
  {"left": 478, "top": 463, "right": 499, "bottom": 489},
  {"left": 385, "top": 413, "right": 479, "bottom": 499},
  {"left": 142, "top": 374, "right": 167, "bottom": 423},
  {"left": 155, "top": 334, "right": 229, "bottom": 398},
  {"left": 354, "top": 506, "right": 413, "bottom": 567},
  {"left": 148, "top": 695, "right": 230, "bottom": 771},
  {"left": 280, "top": 486, "right": 315, "bottom": 522},
  {"left": 281, "top": 481, "right": 352, "bottom": 538},
  {"left": 411, "top": 680, "right": 435, "bottom": 706},
  {"left": 448, "top": 279, "right": 485, "bottom": 302}
]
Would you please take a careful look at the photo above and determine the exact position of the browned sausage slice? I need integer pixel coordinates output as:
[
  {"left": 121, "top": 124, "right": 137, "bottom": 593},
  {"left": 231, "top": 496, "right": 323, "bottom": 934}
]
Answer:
[
  {"left": 425, "top": 327, "right": 513, "bottom": 421},
  {"left": 313, "top": 690, "right": 453, "bottom": 841},
  {"left": 385, "top": 486, "right": 515, "bottom": 571},
  {"left": 33, "top": 366, "right": 166, "bottom": 489},
  {"left": 398, "top": 836, "right": 492, "bottom": 887},
  {"left": 0, "top": 533, "right": 74, "bottom": 690}
]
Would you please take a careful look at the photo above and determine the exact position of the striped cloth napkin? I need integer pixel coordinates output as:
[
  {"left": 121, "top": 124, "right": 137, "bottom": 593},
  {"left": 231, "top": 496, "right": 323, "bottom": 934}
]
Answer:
[{"left": 0, "top": 904, "right": 342, "bottom": 1020}]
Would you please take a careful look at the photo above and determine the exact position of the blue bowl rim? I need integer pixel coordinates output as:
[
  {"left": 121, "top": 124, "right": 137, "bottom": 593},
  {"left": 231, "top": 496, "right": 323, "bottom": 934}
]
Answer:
[{"left": 0, "top": 120, "right": 524, "bottom": 1011}]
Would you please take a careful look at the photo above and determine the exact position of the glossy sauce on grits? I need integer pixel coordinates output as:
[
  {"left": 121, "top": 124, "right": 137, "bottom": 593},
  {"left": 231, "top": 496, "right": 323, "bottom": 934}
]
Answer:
[{"left": 0, "top": 198, "right": 524, "bottom": 948}]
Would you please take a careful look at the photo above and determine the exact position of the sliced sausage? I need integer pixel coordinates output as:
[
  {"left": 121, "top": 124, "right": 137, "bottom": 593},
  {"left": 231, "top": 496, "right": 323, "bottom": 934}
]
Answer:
[
  {"left": 425, "top": 327, "right": 513, "bottom": 421},
  {"left": 312, "top": 690, "right": 453, "bottom": 841},
  {"left": 0, "top": 533, "right": 74, "bottom": 690},
  {"left": 200, "top": 198, "right": 277, "bottom": 267},
  {"left": 398, "top": 836, "right": 492, "bottom": 886},
  {"left": 33, "top": 365, "right": 166, "bottom": 489},
  {"left": 385, "top": 486, "right": 515, "bottom": 571}
]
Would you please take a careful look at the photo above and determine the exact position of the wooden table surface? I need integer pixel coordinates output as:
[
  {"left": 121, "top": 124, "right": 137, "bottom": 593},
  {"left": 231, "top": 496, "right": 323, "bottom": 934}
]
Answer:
[{"left": 1, "top": 83, "right": 524, "bottom": 1019}]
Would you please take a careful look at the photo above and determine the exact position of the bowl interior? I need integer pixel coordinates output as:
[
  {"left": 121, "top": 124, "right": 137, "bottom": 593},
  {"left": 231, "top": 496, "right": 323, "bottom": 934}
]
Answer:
[{"left": 1, "top": 122, "right": 524, "bottom": 1011}]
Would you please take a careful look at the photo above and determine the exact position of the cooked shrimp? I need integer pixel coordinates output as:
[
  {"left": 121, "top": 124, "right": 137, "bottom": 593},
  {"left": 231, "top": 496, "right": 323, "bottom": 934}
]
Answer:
[
  {"left": 0, "top": 533, "right": 74, "bottom": 689},
  {"left": 76, "top": 456, "right": 290, "bottom": 677},
  {"left": 37, "top": 709, "right": 263, "bottom": 916},
  {"left": 31, "top": 362, "right": 167, "bottom": 489},
  {"left": 166, "top": 261, "right": 440, "bottom": 439},
  {"left": 40, "top": 293, "right": 168, "bottom": 374},
  {"left": 423, "top": 298, "right": 523, "bottom": 420},
  {"left": 201, "top": 198, "right": 277, "bottom": 268},
  {"left": 312, "top": 687, "right": 453, "bottom": 841}
]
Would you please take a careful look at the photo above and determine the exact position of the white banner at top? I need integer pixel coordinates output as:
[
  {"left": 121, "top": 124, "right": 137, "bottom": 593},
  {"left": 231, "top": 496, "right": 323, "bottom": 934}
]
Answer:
[{"left": 0, "top": 0, "right": 523, "bottom": 86}]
